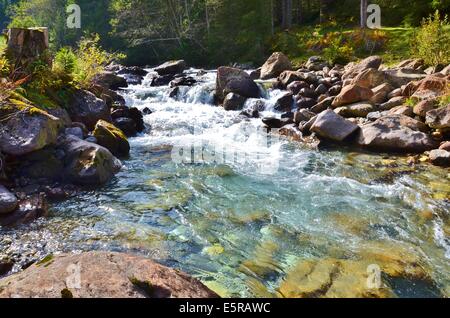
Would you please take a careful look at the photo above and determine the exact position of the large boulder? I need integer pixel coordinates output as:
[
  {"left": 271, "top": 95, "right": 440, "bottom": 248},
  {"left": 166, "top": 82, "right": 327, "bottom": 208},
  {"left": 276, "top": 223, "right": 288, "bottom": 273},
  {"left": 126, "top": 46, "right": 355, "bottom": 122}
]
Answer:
[
  {"left": 332, "top": 84, "right": 374, "bottom": 108},
  {"left": 310, "top": 109, "right": 359, "bottom": 141},
  {"left": 93, "top": 120, "right": 130, "bottom": 157},
  {"left": 342, "top": 56, "right": 382, "bottom": 80},
  {"left": 357, "top": 115, "right": 437, "bottom": 153},
  {"left": 0, "top": 107, "right": 62, "bottom": 156},
  {"left": 425, "top": 104, "right": 450, "bottom": 131},
  {"left": 260, "top": 52, "right": 292, "bottom": 80},
  {"left": 0, "top": 185, "right": 17, "bottom": 215},
  {"left": 154, "top": 60, "right": 187, "bottom": 76},
  {"left": 0, "top": 251, "right": 219, "bottom": 298},
  {"left": 383, "top": 68, "right": 427, "bottom": 88},
  {"left": 410, "top": 76, "right": 448, "bottom": 100},
  {"left": 351, "top": 68, "right": 386, "bottom": 89},
  {"left": 59, "top": 135, "right": 122, "bottom": 185},
  {"left": 93, "top": 71, "right": 128, "bottom": 90},
  {"left": 216, "top": 67, "right": 260, "bottom": 102},
  {"left": 67, "top": 90, "right": 112, "bottom": 131}
]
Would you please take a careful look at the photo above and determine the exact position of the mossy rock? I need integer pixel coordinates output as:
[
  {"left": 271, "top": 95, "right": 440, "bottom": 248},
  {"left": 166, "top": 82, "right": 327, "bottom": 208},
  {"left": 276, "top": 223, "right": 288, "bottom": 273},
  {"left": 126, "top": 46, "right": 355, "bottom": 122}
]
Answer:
[{"left": 93, "top": 120, "right": 130, "bottom": 157}]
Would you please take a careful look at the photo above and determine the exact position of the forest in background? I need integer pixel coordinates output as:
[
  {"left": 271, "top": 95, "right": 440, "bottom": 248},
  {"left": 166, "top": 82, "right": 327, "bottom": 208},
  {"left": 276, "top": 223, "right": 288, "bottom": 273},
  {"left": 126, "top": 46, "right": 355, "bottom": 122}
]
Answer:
[{"left": 1, "top": 0, "right": 449, "bottom": 66}]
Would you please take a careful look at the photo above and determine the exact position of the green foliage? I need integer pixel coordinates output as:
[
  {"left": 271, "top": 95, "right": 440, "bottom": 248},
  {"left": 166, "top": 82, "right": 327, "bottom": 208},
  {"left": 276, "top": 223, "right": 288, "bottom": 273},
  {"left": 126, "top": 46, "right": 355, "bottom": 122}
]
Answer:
[
  {"left": 321, "top": 34, "right": 355, "bottom": 65},
  {"left": 72, "top": 34, "right": 125, "bottom": 89},
  {"left": 53, "top": 47, "right": 76, "bottom": 75},
  {"left": 415, "top": 11, "right": 450, "bottom": 66},
  {"left": 0, "top": 35, "right": 9, "bottom": 77},
  {"left": 405, "top": 97, "right": 418, "bottom": 108}
]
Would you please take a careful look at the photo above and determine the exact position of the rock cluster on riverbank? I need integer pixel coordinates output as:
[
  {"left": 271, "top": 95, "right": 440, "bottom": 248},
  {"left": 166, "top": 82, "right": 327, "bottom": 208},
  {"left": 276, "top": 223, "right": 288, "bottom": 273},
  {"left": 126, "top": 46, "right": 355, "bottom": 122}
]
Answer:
[
  {"left": 0, "top": 59, "right": 146, "bottom": 228},
  {"left": 215, "top": 52, "right": 450, "bottom": 167}
]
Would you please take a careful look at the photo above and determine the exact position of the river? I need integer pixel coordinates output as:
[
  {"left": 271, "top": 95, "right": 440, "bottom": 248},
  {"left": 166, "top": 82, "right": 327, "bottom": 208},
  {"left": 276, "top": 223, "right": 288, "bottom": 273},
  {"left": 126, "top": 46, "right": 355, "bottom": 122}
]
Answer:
[{"left": 1, "top": 68, "right": 449, "bottom": 297}]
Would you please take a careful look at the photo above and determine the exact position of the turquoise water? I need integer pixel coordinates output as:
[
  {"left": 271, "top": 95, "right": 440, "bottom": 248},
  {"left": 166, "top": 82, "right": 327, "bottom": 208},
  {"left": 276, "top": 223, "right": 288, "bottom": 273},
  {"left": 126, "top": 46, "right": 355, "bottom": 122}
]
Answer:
[{"left": 2, "top": 69, "right": 449, "bottom": 297}]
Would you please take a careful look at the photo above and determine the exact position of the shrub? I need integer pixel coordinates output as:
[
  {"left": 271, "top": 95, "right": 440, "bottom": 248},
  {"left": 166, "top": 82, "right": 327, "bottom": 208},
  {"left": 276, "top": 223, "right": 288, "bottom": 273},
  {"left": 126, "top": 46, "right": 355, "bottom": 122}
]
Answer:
[
  {"left": 415, "top": 11, "right": 450, "bottom": 66},
  {"left": 72, "top": 34, "right": 125, "bottom": 89},
  {"left": 53, "top": 47, "right": 77, "bottom": 75},
  {"left": 0, "top": 35, "right": 10, "bottom": 77},
  {"left": 321, "top": 34, "right": 355, "bottom": 65}
]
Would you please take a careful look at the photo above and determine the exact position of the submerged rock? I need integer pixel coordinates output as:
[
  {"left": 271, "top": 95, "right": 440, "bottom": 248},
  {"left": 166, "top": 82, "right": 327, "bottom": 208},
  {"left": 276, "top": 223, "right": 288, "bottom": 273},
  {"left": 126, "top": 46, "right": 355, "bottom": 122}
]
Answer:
[
  {"left": 93, "top": 120, "right": 130, "bottom": 157},
  {"left": 0, "top": 251, "right": 219, "bottom": 298}
]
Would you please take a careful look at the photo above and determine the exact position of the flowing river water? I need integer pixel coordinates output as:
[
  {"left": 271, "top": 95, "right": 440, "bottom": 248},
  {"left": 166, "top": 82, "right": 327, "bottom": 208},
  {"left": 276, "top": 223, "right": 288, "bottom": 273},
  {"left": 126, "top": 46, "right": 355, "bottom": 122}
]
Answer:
[{"left": 1, "top": 69, "right": 449, "bottom": 297}]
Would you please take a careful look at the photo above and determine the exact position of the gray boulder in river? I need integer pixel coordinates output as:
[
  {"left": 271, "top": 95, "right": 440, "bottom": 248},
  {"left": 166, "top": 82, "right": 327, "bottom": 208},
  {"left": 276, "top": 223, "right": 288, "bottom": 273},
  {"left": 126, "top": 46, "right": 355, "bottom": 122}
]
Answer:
[{"left": 58, "top": 135, "right": 122, "bottom": 185}]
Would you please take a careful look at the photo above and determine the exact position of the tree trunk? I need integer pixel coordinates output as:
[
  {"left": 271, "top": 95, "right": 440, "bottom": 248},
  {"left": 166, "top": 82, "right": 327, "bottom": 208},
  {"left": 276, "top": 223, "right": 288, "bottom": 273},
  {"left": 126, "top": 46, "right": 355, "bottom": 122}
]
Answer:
[
  {"left": 360, "top": 0, "right": 368, "bottom": 28},
  {"left": 7, "top": 28, "right": 49, "bottom": 67},
  {"left": 281, "top": 0, "right": 293, "bottom": 30}
]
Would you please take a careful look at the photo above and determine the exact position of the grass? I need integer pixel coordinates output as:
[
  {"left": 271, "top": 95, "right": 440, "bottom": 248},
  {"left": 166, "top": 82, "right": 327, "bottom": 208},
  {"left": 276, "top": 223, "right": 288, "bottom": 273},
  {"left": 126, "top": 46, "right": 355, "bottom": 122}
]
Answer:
[{"left": 270, "top": 25, "right": 450, "bottom": 67}]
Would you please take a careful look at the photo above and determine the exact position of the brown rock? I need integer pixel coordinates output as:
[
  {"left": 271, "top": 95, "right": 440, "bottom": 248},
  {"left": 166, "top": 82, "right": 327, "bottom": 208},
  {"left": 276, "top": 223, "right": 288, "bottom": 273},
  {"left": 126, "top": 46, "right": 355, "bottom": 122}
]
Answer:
[
  {"left": 334, "top": 103, "right": 375, "bottom": 118},
  {"left": 332, "top": 84, "right": 374, "bottom": 108},
  {"left": 351, "top": 68, "right": 386, "bottom": 89},
  {"left": 384, "top": 68, "right": 427, "bottom": 88},
  {"left": 388, "top": 105, "right": 414, "bottom": 117},
  {"left": 216, "top": 67, "right": 260, "bottom": 102},
  {"left": 357, "top": 115, "right": 437, "bottom": 153},
  {"left": 439, "top": 141, "right": 450, "bottom": 151},
  {"left": 0, "top": 193, "right": 48, "bottom": 227},
  {"left": 342, "top": 56, "right": 382, "bottom": 80},
  {"left": 260, "top": 52, "right": 292, "bottom": 80},
  {"left": 379, "top": 96, "right": 407, "bottom": 111},
  {"left": 311, "top": 109, "right": 359, "bottom": 141},
  {"left": 429, "top": 149, "right": 450, "bottom": 167},
  {"left": 371, "top": 83, "right": 394, "bottom": 104},
  {"left": 426, "top": 104, "right": 450, "bottom": 130},
  {"left": 413, "top": 99, "right": 437, "bottom": 117},
  {"left": 278, "top": 71, "right": 302, "bottom": 87},
  {"left": 0, "top": 252, "right": 219, "bottom": 298}
]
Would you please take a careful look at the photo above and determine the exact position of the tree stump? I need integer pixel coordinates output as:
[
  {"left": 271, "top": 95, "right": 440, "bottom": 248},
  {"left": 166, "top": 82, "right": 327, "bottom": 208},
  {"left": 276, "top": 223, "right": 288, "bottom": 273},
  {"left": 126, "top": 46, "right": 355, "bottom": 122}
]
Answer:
[{"left": 6, "top": 28, "right": 49, "bottom": 67}]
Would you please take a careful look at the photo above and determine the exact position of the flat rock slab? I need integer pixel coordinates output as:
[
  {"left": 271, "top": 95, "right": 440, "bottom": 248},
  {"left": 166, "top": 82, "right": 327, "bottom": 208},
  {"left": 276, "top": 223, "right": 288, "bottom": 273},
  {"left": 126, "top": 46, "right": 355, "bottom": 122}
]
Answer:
[
  {"left": 0, "top": 251, "right": 219, "bottom": 298},
  {"left": 311, "top": 109, "right": 359, "bottom": 141}
]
